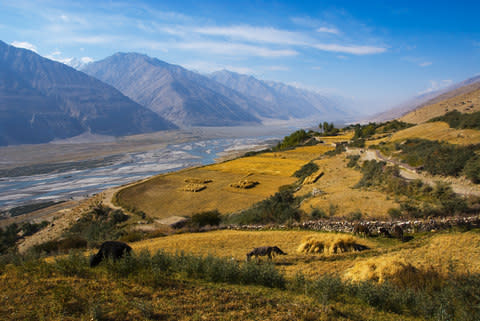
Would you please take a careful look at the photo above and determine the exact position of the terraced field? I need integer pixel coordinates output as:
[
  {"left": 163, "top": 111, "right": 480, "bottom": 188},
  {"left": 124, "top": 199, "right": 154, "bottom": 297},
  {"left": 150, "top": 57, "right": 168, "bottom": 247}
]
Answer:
[
  {"left": 131, "top": 229, "right": 480, "bottom": 280},
  {"left": 114, "top": 144, "right": 334, "bottom": 218}
]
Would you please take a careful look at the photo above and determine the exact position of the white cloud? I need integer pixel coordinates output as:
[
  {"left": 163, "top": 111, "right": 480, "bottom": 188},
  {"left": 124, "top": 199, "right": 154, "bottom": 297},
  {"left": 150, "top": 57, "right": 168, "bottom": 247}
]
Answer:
[
  {"left": 312, "top": 66, "right": 322, "bottom": 70},
  {"left": 193, "top": 25, "right": 307, "bottom": 45},
  {"left": 317, "top": 27, "right": 340, "bottom": 35},
  {"left": 290, "top": 16, "right": 320, "bottom": 27},
  {"left": 11, "top": 41, "right": 38, "bottom": 53},
  {"left": 313, "top": 43, "right": 386, "bottom": 55},
  {"left": 402, "top": 56, "right": 432, "bottom": 67},
  {"left": 418, "top": 80, "right": 453, "bottom": 95},
  {"left": 172, "top": 41, "right": 298, "bottom": 57},
  {"left": 419, "top": 61, "right": 432, "bottom": 67}
]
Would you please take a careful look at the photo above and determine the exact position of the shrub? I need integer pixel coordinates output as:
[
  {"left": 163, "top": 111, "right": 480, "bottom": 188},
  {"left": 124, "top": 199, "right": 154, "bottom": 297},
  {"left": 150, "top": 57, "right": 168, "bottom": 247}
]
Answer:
[
  {"left": 325, "top": 143, "right": 346, "bottom": 156},
  {"left": 388, "top": 208, "right": 402, "bottom": 220},
  {"left": 226, "top": 189, "right": 301, "bottom": 225},
  {"left": 464, "top": 155, "right": 480, "bottom": 183},
  {"left": 310, "top": 208, "right": 328, "bottom": 220},
  {"left": 189, "top": 210, "right": 222, "bottom": 228},
  {"left": 273, "top": 129, "right": 313, "bottom": 151},
  {"left": 346, "top": 155, "right": 360, "bottom": 168},
  {"left": 293, "top": 162, "right": 319, "bottom": 180},
  {"left": 429, "top": 110, "right": 480, "bottom": 130}
]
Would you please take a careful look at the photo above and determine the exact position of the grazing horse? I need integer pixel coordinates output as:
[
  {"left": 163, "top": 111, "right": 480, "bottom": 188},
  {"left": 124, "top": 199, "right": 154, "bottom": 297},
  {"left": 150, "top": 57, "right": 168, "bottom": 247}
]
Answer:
[
  {"left": 90, "top": 241, "right": 132, "bottom": 267},
  {"left": 353, "top": 223, "right": 370, "bottom": 238},
  {"left": 246, "top": 246, "right": 287, "bottom": 261},
  {"left": 392, "top": 225, "right": 404, "bottom": 242},
  {"left": 378, "top": 227, "right": 391, "bottom": 237}
]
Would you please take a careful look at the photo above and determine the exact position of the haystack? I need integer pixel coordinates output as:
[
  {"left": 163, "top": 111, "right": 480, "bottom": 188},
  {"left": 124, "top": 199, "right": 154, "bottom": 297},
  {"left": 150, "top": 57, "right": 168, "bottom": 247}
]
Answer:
[
  {"left": 182, "top": 183, "right": 207, "bottom": 192},
  {"left": 230, "top": 180, "right": 259, "bottom": 189},
  {"left": 343, "top": 256, "right": 417, "bottom": 283},
  {"left": 303, "top": 171, "right": 324, "bottom": 184},
  {"left": 297, "top": 234, "right": 369, "bottom": 255}
]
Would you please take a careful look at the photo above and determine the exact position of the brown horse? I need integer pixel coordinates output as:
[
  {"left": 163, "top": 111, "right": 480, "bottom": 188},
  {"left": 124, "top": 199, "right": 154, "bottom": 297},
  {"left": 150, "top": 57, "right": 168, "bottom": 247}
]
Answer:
[
  {"left": 246, "top": 246, "right": 287, "bottom": 261},
  {"left": 353, "top": 223, "right": 370, "bottom": 238},
  {"left": 392, "top": 225, "right": 404, "bottom": 242}
]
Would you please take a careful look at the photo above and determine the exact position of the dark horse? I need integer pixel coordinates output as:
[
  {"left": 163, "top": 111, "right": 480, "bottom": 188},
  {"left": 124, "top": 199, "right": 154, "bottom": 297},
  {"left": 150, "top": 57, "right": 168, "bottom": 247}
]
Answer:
[
  {"left": 90, "top": 241, "right": 132, "bottom": 267},
  {"left": 353, "top": 223, "right": 370, "bottom": 238},
  {"left": 246, "top": 246, "right": 287, "bottom": 261}
]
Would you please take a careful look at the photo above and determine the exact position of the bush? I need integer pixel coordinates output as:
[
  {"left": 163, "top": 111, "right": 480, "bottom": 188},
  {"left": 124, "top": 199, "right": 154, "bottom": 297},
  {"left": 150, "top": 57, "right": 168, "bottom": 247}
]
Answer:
[
  {"left": 429, "top": 110, "right": 480, "bottom": 130},
  {"left": 226, "top": 189, "right": 301, "bottom": 225},
  {"left": 464, "top": 155, "right": 480, "bottom": 183},
  {"left": 346, "top": 155, "right": 360, "bottom": 168},
  {"left": 273, "top": 129, "right": 313, "bottom": 151},
  {"left": 189, "top": 210, "right": 222, "bottom": 228},
  {"left": 293, "top": 162, "right": 319, "bottom": 180},
  {"left": 325, "top": 143, "right": 346, "bottom": 156},
  {"left": 310, "top": 208, "right": 328, "bottom": 220}
]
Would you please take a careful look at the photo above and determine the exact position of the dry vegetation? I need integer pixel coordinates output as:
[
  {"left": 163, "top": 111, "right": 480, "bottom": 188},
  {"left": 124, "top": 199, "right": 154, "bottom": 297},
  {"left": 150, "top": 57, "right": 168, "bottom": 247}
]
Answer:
[
  {"left": 115, "top": 144, "right": 333, "bottom": 219},
  {"left": 296, "top": 154, "right": 399, "bottom": 219},
  {"left": 297, "top": 234, "right": 369, "bottom": 255},
  {"left": 367, "top": 121, "right": 480, "bottom": 146},
  {"left": 400, "top": 87, "right": 480, "bottom": 124}
]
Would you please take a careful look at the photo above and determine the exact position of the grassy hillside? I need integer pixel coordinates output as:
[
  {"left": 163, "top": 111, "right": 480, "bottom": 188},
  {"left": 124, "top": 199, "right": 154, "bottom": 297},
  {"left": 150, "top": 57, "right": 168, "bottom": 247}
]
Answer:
[
  {"left": 3, "top": 229, "right": 479, "bottom": 320},
  {"left": 400, "top": 87, "right": 480, "bottom": 124},
  {"left": 114, "top": 144, "right": 334, "bottom": 218}
]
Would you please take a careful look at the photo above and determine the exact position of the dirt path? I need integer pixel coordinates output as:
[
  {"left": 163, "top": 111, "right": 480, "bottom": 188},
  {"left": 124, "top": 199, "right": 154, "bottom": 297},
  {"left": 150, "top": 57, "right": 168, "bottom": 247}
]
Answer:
[{"left": 346, "top": 147, "right": 480, "bottom": 197}]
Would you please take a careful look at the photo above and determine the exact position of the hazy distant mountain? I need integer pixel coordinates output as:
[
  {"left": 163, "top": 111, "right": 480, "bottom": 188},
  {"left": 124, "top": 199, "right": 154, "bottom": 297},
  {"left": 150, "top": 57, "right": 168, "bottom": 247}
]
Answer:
[
  {"left": 209, "top": 70, "right": 348, "bottom": 120},
  {"left": 371, "top": 75, "right": 480, "bottom": 122},
  {"left": 0, "top": 41, "right": 176, "bottom": 146},
  {"left": 82, "top": 53, "right": 261, "bottom": 127}
]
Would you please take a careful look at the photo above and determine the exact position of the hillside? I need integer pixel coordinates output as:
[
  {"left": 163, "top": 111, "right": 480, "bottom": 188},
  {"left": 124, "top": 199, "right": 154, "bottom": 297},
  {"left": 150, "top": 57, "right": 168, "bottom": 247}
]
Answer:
[
  {"left": 82, "top": 53, "right": 261, "bottom": 127},
  {"left": 371, "top": 75, "right": 480, "bottom": 122},
  {"left": 400, "top": 86, "right": 480, "bottom": 123},
  {"left": 0, "top": 41, "right": 176, "bottom": 146},
  {"left": 3, "top": 97, "right": 480, "bottom": 320}
]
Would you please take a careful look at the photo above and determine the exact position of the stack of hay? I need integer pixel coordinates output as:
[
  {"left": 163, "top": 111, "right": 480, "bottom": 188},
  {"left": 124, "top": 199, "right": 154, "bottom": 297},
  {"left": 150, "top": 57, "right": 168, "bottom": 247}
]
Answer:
[
  {"left": 230, "top": 180, "right": 259, "bottom": 189},
  {"left": 303, "top": 171, "right": 324, "bottom": 184},
  {"left": 182, "top": 183, "right": 207, "bottom": 192},
  {"left": 297, "top": 234, "right": 369, "bottom": 255}
]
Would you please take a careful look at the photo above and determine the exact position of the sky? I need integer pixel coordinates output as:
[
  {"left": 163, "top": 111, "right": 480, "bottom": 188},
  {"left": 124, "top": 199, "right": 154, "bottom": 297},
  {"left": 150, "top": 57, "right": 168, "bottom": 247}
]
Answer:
[{"left": 1, "top": 0, "right": 479, "bottom": 114}]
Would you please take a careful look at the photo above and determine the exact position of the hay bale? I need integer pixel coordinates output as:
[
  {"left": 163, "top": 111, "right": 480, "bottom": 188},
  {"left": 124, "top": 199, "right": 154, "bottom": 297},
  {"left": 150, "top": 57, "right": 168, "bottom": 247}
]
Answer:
[
  {"left": 297, "top": 234, "right": 369, "bottom": 255},
  {"left": 184, "top": 178, "right": 213, "bottom": 184},
  {"left": 230, "top": 180, "right": 259, "bottom": 189},
  {"left": 182, "top": 183, "right": 207, "bottom": 192},
  {"left": 343, "top": 256, "right": 418, "bottom": 283},
  {"left": 303, "top": 171, "right": 324, "bottom": 184}
]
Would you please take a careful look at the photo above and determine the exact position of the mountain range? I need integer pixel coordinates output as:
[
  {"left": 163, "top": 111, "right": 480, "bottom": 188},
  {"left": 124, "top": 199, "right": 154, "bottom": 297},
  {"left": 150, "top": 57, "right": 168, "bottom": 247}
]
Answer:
[
  {"left": 82, "top": 53, "right": 349, "bottom": 127},
  {"left": 0, "top": 41, "right": 175, "bottom": 146}
]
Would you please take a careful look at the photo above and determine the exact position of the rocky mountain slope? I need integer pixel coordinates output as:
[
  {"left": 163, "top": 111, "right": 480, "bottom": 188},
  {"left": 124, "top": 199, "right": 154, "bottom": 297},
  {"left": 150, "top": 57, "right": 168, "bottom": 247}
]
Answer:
[
  {"left": 209, "top": 70, "right": 348, "bottom": 120},
  {"left": 82, "top": 53, "right": 261, "bottom": 127},
  {"left": 0, "top": 41, "right": 175, "bottom": 146}
]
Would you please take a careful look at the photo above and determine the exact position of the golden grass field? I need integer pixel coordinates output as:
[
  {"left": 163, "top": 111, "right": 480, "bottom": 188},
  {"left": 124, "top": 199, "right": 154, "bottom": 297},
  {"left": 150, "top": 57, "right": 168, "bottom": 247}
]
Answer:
[
  {"left": 400, "top": 87, "right": 480, "bottom": 124},
  {"left": 367, "top": 121, "right": 480, "bottom": 146},
  {"left": 296, "top": 155, "right": 399, "bottom": 219},
  {"left": 130, "top": 229, "right": 480, "bottom": 281},
  {"left": 115, "top": 144, "right": 333, "bottom": 218}
]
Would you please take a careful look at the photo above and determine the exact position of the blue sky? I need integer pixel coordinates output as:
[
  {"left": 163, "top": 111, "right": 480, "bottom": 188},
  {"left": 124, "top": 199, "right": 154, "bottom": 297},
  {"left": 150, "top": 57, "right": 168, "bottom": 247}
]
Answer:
[{"left": 1, "top": 0, "right": 479, "bottom": 114}]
